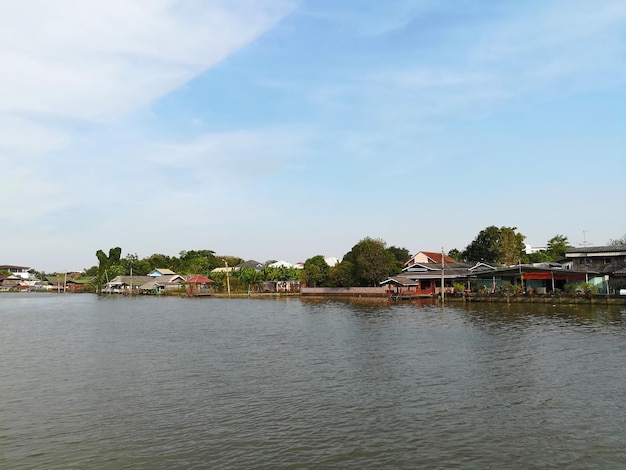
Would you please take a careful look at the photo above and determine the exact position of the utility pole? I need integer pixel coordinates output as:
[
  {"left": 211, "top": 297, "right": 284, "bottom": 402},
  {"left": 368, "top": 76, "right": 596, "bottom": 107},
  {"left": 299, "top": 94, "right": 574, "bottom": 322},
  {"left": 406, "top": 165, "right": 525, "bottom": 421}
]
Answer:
[
  {"left": 441, "top": 247, "right": 445, "bottom": 305},
  {"left": 224, "top": 259, "right": 231, "bottom": 297}
]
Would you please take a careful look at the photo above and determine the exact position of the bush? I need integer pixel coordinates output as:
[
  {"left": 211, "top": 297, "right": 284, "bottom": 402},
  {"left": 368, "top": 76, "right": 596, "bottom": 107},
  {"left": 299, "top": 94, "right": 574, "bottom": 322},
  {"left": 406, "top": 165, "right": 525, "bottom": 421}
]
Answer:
[{"left": 565, "top": 282, "right": 597, "bottom": 294}]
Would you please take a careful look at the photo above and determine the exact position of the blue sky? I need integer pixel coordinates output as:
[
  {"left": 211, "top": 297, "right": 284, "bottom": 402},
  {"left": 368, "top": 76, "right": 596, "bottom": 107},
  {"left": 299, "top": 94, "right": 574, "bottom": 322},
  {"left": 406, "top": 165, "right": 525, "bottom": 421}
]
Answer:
[{"left": 2, "top": 0, "right": 625, "bottom": 272}]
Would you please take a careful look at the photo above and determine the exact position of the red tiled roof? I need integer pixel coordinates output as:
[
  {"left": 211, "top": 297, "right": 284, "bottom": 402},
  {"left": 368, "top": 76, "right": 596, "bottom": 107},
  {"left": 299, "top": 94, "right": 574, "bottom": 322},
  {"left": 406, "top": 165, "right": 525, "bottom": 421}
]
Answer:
[
  {"left": 412, "top": 251, "right": 456, "bottom": 264},
  {"left": 184, "top": 275, "right": 214, "bottom": 284}
]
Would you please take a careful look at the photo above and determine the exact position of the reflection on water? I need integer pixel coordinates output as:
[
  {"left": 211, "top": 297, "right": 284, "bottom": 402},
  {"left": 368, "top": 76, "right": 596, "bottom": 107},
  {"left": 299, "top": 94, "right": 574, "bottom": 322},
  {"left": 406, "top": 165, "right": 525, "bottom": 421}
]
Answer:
[{"left": 1, "top": 293, "right": 626, "bottom": 469}]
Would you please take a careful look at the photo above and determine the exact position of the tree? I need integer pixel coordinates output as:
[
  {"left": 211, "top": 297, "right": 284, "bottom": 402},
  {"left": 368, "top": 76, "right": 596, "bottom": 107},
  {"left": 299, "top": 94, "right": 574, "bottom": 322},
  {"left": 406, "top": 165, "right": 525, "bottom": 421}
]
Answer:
[
  {"left": 527, "top": 250, "right": 551, "bottom": 263},
  {"left": 547, "top": 234, "right": 572, "bottom": 259},
  {"left": 499, "top": 227, "right": 526, "bottom": 265},
  {"left": 235, "top": 266, "right": 261, "bottom": 292},
  {"left": 95, "top": 247, "right": 122, "bottom": 292},
  {"left": 144, "top": 253, "right": 173, "bottom": 271},
  {"left": 385, "top": 245, "right": 411, "bottom": 275},
  {"left": 302, "top": 255, "right": 331, "bottom": 287},
  {"left": 119, "top": 253, "right": 151, "bottom": 276},
  {"left": 462, "top": 226, "right": 526, "bottom": 265},
  {"left": 448, "top": 249, "right": 462, "bottom": 261},
  {"left": 328, "top": 260, "right": 356, "bottom": 287},
  {"left": 343, "top": 237, "right": 393, "bottom": 286},
  {"left": 178, "top": 249, "right": 220, "bottom": 274},
  {"left": 463, "top": 226, "right": 502, "bottom": 263}
]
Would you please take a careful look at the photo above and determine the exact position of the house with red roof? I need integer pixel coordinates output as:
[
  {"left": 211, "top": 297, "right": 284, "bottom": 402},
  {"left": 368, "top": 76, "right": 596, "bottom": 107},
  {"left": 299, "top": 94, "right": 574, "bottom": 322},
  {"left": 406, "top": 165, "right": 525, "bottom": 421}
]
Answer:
[
  {"left": 404, "top": 251, "right": 456, "bottom": 268},
  {"left": 184, "top": 275, "right": 214, "bottom": 296}
]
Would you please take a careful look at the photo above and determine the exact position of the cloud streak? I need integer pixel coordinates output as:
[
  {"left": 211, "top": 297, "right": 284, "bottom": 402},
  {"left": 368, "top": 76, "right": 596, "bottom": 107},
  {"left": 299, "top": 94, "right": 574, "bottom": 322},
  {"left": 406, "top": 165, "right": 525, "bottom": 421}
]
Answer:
[{"left": 0, "top": 0, "right": 295, "bottom": 152}]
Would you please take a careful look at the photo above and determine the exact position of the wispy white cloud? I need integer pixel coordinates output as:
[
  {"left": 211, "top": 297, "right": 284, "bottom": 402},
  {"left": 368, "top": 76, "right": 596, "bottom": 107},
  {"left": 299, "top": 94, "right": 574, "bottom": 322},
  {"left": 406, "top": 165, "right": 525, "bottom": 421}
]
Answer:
[
  {"left": 1, "top": 0, "right": 295, "bottom": 119},
  {"left": 0, "top": 0, "right": 295, "bottom": 154}
]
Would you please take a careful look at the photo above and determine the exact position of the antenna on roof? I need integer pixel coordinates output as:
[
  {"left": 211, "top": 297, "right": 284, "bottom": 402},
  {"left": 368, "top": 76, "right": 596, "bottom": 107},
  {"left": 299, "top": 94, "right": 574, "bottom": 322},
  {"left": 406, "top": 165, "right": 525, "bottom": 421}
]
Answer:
[{"left": 581, "top": 230, "right": 590, "bottom": 247}]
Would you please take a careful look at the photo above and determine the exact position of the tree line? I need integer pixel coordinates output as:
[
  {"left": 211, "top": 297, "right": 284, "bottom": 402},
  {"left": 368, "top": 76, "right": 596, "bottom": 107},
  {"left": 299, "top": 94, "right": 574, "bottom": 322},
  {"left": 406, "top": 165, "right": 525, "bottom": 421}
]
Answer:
[{"left": 87, "top": 229, "right": 626, "bottom": 291}]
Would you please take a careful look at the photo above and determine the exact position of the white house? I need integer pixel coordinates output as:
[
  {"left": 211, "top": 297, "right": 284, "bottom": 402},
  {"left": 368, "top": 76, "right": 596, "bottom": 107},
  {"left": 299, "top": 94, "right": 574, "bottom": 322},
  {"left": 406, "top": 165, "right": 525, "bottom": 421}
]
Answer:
[
  {"left": 268, "top": 260, "right": 294, "bottom": 269},
  {"left": 0, "top": 265, "right": 32, "bottom": 279}
]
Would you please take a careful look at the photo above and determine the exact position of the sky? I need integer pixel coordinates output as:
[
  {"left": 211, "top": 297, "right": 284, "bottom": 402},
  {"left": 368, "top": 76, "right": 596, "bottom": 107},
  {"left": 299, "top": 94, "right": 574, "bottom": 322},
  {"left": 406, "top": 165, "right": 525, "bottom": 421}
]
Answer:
[{"left": 2, "top": 0, "right": 626, "bottom": 272}]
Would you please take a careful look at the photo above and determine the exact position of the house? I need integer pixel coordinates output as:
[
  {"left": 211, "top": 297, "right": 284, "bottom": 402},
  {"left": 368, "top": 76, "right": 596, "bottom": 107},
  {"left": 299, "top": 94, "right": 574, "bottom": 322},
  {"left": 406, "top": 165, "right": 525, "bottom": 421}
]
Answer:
[
  {"left": 267, "top": 260, "right": 294, "bottom": 269},
  {"left": 44, "top": 275, "right": 91, "bottom": 292},
  {"left": 565, "top": 245, "right": 626, "bottom": 271},
  {"left": 183, "top": 275, "right": 214, "bottom": 295},
  {"left": 0, "top": 265, "right": 33, "bottom": 280},
  {"left": 486, "top": 264, "right": 590, "bottom": 294},
  {"left": 211, "top": 266, "right": 236, "bottom": 274},
  {"left": 0, "top": 275, "right": 23, "bottom": 291},
  {"left": 260, "top": 280, "right": 301, "bottom": 293},
  {"left": 565, "top": 245, "right": 626, "bottom": 293},
  {"left": 382, "top": 261, "right": 493, "bottom": 297},
  {"left": 148, "top": 268, "right": 177, "bottom": 277},
  {"left": 139, "top": 274, "right": 185, "bottom": 294},
  {"left": 103, "top": 275, "right": 153, "bottom": 294},
  {"left": 324, "top": 257, "right": 340, "bottom": 267},
  {"left": 235, "top": 260, "right": 265, "bottom": 271},
  {"left": 381, "top": 249, "right": 597, "bottom": 297},
  {"left": 404, "top": 251, "right": 456, "bottom": 268}
]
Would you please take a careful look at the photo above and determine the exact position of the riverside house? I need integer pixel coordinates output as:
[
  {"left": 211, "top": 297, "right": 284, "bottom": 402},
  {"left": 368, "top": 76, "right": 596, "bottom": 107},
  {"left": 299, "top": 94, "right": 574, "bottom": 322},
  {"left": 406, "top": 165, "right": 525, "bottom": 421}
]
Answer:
[
  {"left": 381, "top": 250, "right": 607, "bottom": 298},
  {"left": 564, "top": 245, "right": 626, "bottom": 293}
]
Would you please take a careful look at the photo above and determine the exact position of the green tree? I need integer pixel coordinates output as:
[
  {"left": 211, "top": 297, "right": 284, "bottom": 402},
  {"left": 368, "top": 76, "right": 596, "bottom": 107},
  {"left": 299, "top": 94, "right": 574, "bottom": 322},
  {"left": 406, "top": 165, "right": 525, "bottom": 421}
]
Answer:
[
  {"left": 448, "top": 248, "right": 462, "bottom": 261},
  {"left": 302, "top": 255, "right": 330, "bottom": 287},
  {"left": 463, "top": 226, "right": 502, "bottom": 263},
  {"left": 144, "top": 253, "right": 173, "bottom": 271},
  {"left": 547, "top": 234, "right": 572, "bottom": 259},
  {"left": 385, "top": 245, "right": 411, "bottom": 275},
  {"left": 178, "top": 249, "right": 220, "bottom": 274},
  {"left": 119, "top": 253, "right": 151, "bottom": 276},
  {"left": 499, "top": 227, "right": 526, "bottom": 265},
  {"left": 343, "top": 237, "right": 393, "bottom": 286},
  {"left": 235, "top": 266, "right": 261, "bottom": 292},
  {"left": 527, "top": 250, "right": 551, "bottom": 263},
  {"left": 463, "top": 226, "right": 526, "bottom": 265},
  {"left": 95, "top": 247, "right": 122, "bottom": 292},
  {"left": 328, "top": 260, "right": 356, "bottom": 287}
]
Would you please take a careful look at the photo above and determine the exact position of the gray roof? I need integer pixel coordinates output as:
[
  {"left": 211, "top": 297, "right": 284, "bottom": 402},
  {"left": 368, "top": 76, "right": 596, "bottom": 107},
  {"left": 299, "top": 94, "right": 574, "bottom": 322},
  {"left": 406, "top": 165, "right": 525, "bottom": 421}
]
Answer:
[
  {"left": 566, "top": 245, "right": 626, "bottom": 254},
  {"left": 108, "top": 275, "right": 153, "bottom": 286},
  {"left": 235, "top": 260, "right": 265, "bottom": 270},
  {"left": 139, "top": 274, "right": 184, "bottom": 289}
]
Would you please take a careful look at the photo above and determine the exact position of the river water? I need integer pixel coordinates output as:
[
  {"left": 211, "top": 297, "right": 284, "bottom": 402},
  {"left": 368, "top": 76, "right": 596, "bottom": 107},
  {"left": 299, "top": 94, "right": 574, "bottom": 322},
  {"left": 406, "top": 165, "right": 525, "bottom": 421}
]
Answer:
[{"left": 1, "top": 293, "right": 625, "bottom": 469}]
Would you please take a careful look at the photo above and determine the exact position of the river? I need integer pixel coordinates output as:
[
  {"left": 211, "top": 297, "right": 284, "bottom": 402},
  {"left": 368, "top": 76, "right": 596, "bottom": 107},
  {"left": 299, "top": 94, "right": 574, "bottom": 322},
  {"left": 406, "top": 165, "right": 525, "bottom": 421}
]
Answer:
[{"left": 1, "top": 293, "right": 625, "bottom": 469}]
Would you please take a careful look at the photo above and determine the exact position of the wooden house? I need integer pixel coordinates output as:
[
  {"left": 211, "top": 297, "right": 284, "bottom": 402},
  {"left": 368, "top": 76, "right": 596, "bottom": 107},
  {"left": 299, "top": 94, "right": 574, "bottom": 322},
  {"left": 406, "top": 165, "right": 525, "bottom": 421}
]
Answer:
[{"left": 139, "top": 275, "right": 185, "bottom": 294}]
